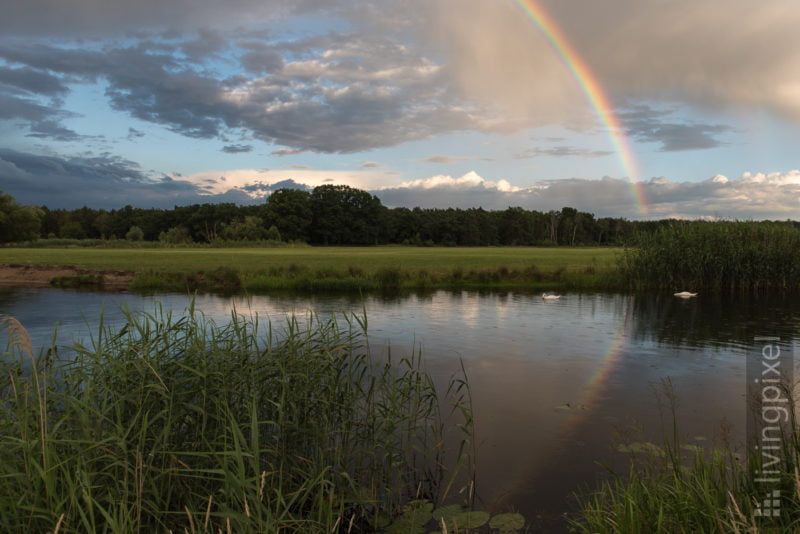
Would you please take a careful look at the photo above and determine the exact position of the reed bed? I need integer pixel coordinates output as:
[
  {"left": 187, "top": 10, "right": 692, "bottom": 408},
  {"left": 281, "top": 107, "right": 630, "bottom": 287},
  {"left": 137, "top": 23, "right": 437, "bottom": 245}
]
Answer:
[
  {"left": 0, "top": 309, "right": 472, "bottom": 533},
  {"left": 569, "top": 380, "right": 800, "bottom": 533},
  {"left": 620, "top": 221, "right": 800, "bottom": 292}
]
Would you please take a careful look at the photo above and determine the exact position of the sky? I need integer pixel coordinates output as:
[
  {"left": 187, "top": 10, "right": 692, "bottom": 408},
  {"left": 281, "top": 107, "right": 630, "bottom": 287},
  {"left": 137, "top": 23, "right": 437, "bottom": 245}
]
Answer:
[{"left": 1, "top": 0, "right": 799, "bottom": 220}]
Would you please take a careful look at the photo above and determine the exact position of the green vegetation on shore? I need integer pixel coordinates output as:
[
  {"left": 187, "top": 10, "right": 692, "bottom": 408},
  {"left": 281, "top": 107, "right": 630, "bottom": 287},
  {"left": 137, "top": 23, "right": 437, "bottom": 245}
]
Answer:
[
  {"left": 8, "top": 218, "right": 800, "bottom": 294},
  {"left": 570, "top": 380, "right": 800, "bottom": 533},
  {"left": 1, "top": 245, "right": 622, "bottom": 293},
  {"left": 0, "top": 310, "right": 477, "bottom": 533},
  {"left": 620, "top": 220, "right": 800, "bottom": 292}
]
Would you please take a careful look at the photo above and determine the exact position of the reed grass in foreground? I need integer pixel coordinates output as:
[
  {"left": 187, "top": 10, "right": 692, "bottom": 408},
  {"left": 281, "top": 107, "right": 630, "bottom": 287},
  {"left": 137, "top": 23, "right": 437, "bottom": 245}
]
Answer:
[
  {"left": 569, "top": 380, "right": 800, "bottom": 533},
  {"left": 0, "top": 309, "right": 475, "bottom": 533}
]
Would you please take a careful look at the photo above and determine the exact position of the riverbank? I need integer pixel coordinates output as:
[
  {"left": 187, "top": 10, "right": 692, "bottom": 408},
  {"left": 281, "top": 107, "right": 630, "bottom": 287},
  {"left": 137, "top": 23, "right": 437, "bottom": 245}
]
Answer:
[
  {"left": 0, "top": 246, "right": 622, "bottom": 293},
  {"left": 0, "top": 264, "right": 134, "bottom": 290}
]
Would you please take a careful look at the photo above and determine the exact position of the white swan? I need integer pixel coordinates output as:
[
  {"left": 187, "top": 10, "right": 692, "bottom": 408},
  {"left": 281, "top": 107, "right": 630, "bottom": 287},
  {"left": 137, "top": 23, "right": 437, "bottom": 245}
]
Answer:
[
  {"left": 542, "top": 293, "right": 561, "bottom": 300},
  {"left": 674, "top": 291, "right": 698, "bottom": 298}
]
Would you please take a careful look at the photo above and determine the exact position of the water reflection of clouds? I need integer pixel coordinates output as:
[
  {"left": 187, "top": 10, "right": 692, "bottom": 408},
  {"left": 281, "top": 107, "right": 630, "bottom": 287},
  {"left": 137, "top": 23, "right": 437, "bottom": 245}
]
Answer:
[{"left": 3, "top": 288, "right": 787, "bottom": 522}]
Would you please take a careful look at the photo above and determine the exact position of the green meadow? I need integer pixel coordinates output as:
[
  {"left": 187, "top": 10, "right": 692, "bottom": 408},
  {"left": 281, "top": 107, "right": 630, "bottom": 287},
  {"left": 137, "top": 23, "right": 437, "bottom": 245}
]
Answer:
[
  {"left": 2, "top": 246, "right": 623, "bottom": 293},
  {"left": 1, "top": 245, "right": 620, "bottom": 272}
]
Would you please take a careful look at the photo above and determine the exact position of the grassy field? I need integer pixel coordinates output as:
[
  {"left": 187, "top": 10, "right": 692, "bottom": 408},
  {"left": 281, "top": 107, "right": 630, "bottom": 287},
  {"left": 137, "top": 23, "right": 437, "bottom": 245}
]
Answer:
[
  {"left": 2, "top": 246, "right": 624, "bottom": 293},
  {"left": 1, "top": 245, "right": 620, "bottom": 273}
]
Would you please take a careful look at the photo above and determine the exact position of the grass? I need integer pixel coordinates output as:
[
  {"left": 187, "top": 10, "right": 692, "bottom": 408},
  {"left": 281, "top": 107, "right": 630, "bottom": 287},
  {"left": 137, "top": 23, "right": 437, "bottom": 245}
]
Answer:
[
  {"left": 0, "top": 307, "right": 475, "bottom": 533},
  {"left": 1, "top": 246, "right": 623, "bottom": 293},
  {"left": 569, "top": 379, "right": 800, "bottom": 533}
]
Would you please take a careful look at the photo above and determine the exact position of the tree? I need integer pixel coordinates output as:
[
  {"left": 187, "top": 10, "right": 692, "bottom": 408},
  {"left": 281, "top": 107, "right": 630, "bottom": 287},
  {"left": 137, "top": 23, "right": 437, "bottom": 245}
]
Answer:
[
  {"left": 125, "top": 225, "right": 144, "bottom": 241},
  {"left": 93, "top": 211, "right": 113, "bottom": 239},
  {"left": 220, "top": 216, "right": 268, "bottom": 241},
  {"left": 264, "top": 189, "right": 312, "bottom": 242},
  {"left": 159, "top": 226, "right": 193, "bottom": 245},
  {"left": 0, "top": 191, "right": 42, "bottom": 243},
  {"left": 309, "top": 185, "right": 383, "bottom": 245},
  {"left": 265, "top": 225, "right": 282, "bottom": 242},
  {"left": 60, "top": 221, "right": 86, "bottom": 239}
]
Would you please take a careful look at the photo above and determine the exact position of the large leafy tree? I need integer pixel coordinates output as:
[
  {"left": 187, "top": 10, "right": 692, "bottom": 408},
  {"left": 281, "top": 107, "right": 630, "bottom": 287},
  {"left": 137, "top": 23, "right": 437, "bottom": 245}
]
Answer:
[
  {"left": 309, "top": 185, "right": 384, "bottom": 245},
  {"left": 263, "top": 188, "right": 312, "bottom": 242},
  {"left": 0, "top": 191, "right": 42, "bottom": 243}
]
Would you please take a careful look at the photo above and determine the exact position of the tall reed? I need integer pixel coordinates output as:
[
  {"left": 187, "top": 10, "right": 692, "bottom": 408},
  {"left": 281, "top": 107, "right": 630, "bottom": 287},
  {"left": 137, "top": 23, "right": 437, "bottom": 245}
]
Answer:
[
  {"left": 0, "top": 308, "right": 472, "bottom": 533},
  {"left": 619, "top": 221, "right": 800, "bottom": 292}
]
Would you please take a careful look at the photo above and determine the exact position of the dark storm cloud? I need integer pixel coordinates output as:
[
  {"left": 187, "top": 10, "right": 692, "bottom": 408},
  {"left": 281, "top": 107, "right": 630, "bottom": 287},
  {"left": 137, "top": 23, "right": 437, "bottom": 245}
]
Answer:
[
  {"left": 0, "top": 149, "right": 256, "bottom": 208},
  {"left": 0, "top": 93, "right": 83, "bottom": 141},
  {"left": 0, "top": 0, "right": 352, "bottom": 37},
  {"left": 0, "top": 66, "right": 70, "bottom": 96},
  {"left": 180, "top": 28, "right": 227, "bottom": 61},
  {"left": 0, "top": 33, "right": 487, "bottom": 152},
  {"left": 238, "top": 41, "right": 285, "bottom": 74}
]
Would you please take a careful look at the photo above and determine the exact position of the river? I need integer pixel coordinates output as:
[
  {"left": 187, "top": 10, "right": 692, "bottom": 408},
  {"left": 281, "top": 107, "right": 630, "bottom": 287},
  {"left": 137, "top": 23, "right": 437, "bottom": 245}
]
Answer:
[{"left": 1, "top": 287, "right": 798, "bottom": 531}]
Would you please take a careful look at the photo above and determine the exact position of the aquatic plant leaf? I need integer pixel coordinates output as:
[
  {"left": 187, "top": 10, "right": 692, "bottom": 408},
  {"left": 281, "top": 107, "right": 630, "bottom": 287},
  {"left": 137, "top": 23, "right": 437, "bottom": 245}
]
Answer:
[
  {"left": 431, "top": 504, "right": 463, "bottom": 520},
  {"left": 432, "top": 505, "right": 489, "bottom": 529},
  {"left": 489, "top": 512, "right": 526, "bottom": 533},
  {"left": 387, "top": 500, "right": 433, "bottom": 533}
]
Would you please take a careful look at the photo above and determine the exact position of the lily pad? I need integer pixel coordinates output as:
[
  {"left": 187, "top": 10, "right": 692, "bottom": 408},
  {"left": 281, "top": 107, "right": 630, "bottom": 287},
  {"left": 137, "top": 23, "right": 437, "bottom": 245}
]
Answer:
[
  {"left": 431, "top": 504, "right": 463, "bottom": 520},
  {"left": 489, "top": 512, "right": 526, "bottom": 533},
  {"left": 432, "top": 505, "right": 489, "bottom": 530},
  {"left": 387, "top": 500, "right": 433, "bottom": 533}
]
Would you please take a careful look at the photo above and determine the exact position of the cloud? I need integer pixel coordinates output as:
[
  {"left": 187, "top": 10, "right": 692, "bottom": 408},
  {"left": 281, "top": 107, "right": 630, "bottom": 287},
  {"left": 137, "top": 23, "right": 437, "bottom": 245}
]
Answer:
[
  {"left": 375, "top": 170, "right": 800, "bottom": 220},
  {"left": 221, "top": 144, "right": 253, "bottom": 154},
  {"left": 271, "top": 148, "right": 304, "bottom": 157},
  {"left": 430, "top": 0, "right": 800, "bottom": 124},
  {"left": 238, "top": 179, "right": 311, "bottom": 195},
  {"left": 127, "top": 127, "right": 145, "bottom": 140},
  {"left": 0, "top": 0, "right": 350, "bottom": 37},
  {"left": 183, "top": 167, "right": 389, "bottom": 196},
  {"left": 361, "top": 161, "right": 381, "bottom": 168},
  {"left": 4, "top": 1, "right": 784, "bottom": 154},
  {"left": 417, "top": 154, "right": 493, "bottom": 164},
  {"left": 0, "top": 93, "right": 83, "bottom": 141},
  {"left": 0, "top": 66, "right": 69, "bottom": 96},
  {"left": 3, "top": 0, "right": 800, "bottom": 155},
  {"left": 619, "top": 106, "right": 734, "bottom": 151},
  {"left": 0, "top": 30, "right": 492, "bottom": 152},
  {"left": 515, "top": 146, "right": 614, "bottom": 159},
  {"left": 393, "top": 171, "right": 519, "bottom": 192},
  {"left": 3, "top": 147, "right": 799, "bottom": 219},
  {"left": 0, "top": 148, "right": 254, "bottom": 208}
]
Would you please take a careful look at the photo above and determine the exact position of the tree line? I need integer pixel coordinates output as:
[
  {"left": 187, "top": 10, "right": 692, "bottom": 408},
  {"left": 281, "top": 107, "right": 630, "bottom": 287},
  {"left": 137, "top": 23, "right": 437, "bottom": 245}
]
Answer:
[{"left": 4, "top": 185, "right": 793, "bottom": 246}]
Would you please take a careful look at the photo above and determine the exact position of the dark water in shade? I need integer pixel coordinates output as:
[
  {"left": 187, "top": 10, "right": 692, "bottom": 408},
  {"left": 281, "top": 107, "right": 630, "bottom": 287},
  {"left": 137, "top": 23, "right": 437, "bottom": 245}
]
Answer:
[{"left": 1, "top": 288, "right": 799, "bottom": 531}]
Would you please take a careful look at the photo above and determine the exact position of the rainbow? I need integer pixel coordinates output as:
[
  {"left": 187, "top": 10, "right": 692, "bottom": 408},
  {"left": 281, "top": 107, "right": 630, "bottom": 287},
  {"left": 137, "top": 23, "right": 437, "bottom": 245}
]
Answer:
[{"left": 512, "top": 0, "right": 649, "bottom": 215}]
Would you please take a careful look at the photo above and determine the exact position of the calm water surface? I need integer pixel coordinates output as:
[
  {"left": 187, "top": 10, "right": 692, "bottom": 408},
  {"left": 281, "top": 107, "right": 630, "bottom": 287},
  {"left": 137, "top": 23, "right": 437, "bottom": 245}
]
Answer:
[{"left": 2, "top": 288, "right": 798, "bottom": 530}]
